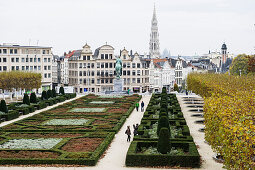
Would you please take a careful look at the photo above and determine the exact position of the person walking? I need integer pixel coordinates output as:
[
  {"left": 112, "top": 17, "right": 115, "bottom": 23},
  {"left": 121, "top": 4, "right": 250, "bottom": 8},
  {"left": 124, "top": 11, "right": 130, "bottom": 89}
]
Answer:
[
  {"left": 133, "top": 124, "right": 139, "bottom": 136},
  {"left": 135, "top": 102, "right": 139, "bottom": 111},
  {"left": 141, "top": 101, "right": 145, "bottom": 112},
  {"left": 125, "top": 126, "right": 131, "bottom": 142}
]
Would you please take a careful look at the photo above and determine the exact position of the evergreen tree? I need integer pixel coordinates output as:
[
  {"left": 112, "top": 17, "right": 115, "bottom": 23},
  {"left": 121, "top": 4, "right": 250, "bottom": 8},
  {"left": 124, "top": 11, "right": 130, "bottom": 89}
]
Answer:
[
  {"left": 157, "top": 116, "right": 170, "bottom": 136},
  {"left": 47, "top": 90, "right": 53, "bottom": 98},
  {"left": 23, "top": 93, "right": 30, "bottom": 105},
  {"left": 52, "top": 89, "right": 56, "bottom": 97},
  {"left": 157, "top": 127, "right": 171, "bottom": 154},
  {"left": 0, "top": 100, "right": 8, "bottom": 113},
  {"left": 30, "top": 92, "right": 37, "bottom": 103},
  {"left": 59, "top": 87, "right": 65, "bottom": 95},
  {"left": 174, "top": 83, "right": 179, "bottom": 92},
  {"left": 41, "top": 91, "right": 48, "bottom": 100}
]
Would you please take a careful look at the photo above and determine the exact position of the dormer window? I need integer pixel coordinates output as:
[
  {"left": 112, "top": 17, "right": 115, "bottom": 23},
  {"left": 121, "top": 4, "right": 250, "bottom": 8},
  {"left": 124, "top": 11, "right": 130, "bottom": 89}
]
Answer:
[{"left": 123, "top": 55, "right": 126, "bottom": 60}]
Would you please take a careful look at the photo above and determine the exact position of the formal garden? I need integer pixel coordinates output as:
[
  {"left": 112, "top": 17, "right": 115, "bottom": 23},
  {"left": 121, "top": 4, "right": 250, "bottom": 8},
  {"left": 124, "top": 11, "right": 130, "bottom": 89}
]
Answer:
[
  {"left": 0, "top": 94, "right": 141, "bottom": 165},
  {"left": 125, "top": 88, "right": 200, "bottom": 168},
  {"left": 187, "top": 73, "right": 255, "bottom": 169}
]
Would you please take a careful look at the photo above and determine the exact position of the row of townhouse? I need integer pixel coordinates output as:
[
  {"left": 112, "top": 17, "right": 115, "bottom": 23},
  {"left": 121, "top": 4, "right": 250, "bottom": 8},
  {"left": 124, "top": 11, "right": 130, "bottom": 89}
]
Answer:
[{"left": 58, "top": 43, "right": 195, "bottom": 93}]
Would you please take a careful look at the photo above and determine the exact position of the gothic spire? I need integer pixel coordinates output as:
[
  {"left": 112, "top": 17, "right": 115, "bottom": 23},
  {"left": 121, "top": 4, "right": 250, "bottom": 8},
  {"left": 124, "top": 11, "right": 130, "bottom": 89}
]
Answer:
[{"left": 149, "top": 4, "right": 160, "bottom": 58}]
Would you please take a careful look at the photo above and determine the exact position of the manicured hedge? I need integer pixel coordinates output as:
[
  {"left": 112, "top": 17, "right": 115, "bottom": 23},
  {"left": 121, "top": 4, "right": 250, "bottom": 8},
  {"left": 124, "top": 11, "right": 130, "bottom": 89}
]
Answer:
[
  {"left": 126, "top": 141, "right": 200, "bottom": 167},
  {"left": 187, "top": 73, "right": 255, "bottom": 169}
]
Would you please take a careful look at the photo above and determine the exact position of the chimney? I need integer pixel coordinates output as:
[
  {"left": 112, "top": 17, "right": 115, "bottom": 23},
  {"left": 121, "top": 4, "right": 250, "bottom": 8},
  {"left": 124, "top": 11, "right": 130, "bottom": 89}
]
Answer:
[{"left": 130, "top": 50, "right": 133, "bottom": 56}]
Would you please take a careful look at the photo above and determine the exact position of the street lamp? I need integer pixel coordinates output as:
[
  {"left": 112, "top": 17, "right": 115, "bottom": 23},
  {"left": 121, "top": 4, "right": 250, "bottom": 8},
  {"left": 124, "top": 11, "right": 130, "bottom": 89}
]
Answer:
[{"left": 239, "top": 69, "right": 242, "bottom": 76}]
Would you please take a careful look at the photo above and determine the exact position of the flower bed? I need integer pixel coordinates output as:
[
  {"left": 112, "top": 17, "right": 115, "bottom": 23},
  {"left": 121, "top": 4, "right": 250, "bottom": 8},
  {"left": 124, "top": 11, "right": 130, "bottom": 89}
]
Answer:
[
  {"left": 89, "top": 101, "right": 115, "bottom": 104},
  {"left": 0, "top": 138, "right": 62, "bottom": 149},
  {"left": 68, "top": 108, "right": 107, "bottom": 113},
  {"left": 0, "top": 94, "right": 141, "bottom": 165},
  {"left": 42, "top": 119, "right": 89, "bottom": 126},
  {"left": 98, "top": 95, "right": 123, "bottom": 98}
]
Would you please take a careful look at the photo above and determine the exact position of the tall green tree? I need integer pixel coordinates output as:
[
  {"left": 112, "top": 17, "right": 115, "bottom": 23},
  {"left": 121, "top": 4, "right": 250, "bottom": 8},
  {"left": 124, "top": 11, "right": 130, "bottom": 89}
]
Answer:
[{"left": 229, "top": 54, "right": 249, "bottom": 75}]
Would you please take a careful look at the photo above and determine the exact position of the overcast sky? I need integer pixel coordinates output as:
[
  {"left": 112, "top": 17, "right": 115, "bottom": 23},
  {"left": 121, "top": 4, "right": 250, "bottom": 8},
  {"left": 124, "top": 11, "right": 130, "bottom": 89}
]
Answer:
[{"left": 1, "top": 0, "right": 255, "bottom": 56}]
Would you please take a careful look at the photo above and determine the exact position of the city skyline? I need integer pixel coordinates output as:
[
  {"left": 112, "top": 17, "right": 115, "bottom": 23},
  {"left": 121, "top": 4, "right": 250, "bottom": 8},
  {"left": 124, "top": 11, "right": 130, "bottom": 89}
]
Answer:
[{"left": 0, "top": 0, "right": 255, "bottom": 56}]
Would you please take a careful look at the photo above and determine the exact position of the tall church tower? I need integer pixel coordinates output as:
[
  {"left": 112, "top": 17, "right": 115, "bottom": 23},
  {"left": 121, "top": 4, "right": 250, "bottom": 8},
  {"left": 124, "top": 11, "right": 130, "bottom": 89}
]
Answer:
[
  {"left": 221, "top": 43, "right": 227, "bottom": 64},
  {"left": 149, "top": 5, "right": 160, "bottom": 58}
]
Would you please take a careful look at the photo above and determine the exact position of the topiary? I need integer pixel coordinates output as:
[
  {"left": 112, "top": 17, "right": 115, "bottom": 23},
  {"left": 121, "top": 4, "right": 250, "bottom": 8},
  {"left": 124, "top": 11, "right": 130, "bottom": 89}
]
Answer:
[
  {"left": 30, "top": 92, "right": 37, "bottom": 103},
  {"left": 59, "top": 87, "right": 65, "bottom": 95},
  {"left": 52, "top": 89, "right": 56, "bottom": 97},
  {"left": 23, "top": 93, "right": 30, "bottom": 105},
  {"left": 157, "top": 127, "right": 171, "bottom": 154},
  {"left": 0, "top": 100, "right": 8, "bottom": 113},
  {"left": 47, "top": 90, "right": 53, "bottom": 99},
  {"left": 41, "top": 91, "right": 48, "bottom": 100},
  {"left": 174, "top": 83, "right": 179, "bottom": 92},
  {"left": 157, "top": 116, "right": 170, "bottom": 136}
]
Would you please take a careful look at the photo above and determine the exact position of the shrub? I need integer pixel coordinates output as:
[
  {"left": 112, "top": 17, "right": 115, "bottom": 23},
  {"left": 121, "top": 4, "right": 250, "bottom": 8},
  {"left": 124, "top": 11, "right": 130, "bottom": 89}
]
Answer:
[
  {"left": 157, "top": 116, "right": 170, "bottom": 136},
  {"left": 60, "top": 87, "right": 65, "bottom": 95},
  {"left": 52, "top": 89, "right": 56, "bottom": 97},
  {"left": 23, "top": 94, "right": 30, "bottom": 105},
  {"left": 174, "top": 83, "right": 179, "bottom": 92},
  {"left": 157, "top": 127, "right": 171, "bottom": 154},
  {"left": 47, "top": 90, "right": 53, "bottom": 99},
  {"left": 0, "top": 100, "right": 8, "bottom": 113},
  {"left": 41, "top": 91, "right": 47, "bottom": 100},
  {"left": 30, "top": 92, "right": 37, "bottom": 103}
]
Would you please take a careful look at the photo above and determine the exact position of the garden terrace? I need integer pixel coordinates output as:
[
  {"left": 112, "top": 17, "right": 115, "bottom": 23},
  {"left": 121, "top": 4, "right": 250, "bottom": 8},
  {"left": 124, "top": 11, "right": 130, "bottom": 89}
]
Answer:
[
  {"left": 0, "top": 94, "right": 141, "bottom": 165},
  {"left": 125, "top": 91, "right": 200, "bottom": 167}
]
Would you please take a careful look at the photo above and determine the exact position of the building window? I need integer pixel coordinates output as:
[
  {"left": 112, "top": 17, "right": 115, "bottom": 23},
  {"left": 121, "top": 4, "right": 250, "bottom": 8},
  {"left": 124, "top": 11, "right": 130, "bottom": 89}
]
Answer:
[
  {"left": 105, "top": 54, "right": 108, "bottom": 59},
  {"left": 87, "top": 63, "right": 90, "bottom": 68},
  {"left": 132, "top": 63, "right": 136, "bottom": 68},
  {"left": 132, "top": 78, "right": 136, "bottom": 83},
  {"left": 137, "top": 70, "right": 140, "bottom": 75},
  {"left": 123, "top": 70, "right": 126, "bottom": 75},
  {"left": 3, "top": 49, "right": 7, "bottom": 54},
  {"left": 3, "top": 58, "right": 6, "bottom": 62},
  {"left": 22, "top": 66, "right": 25, "bottom": 70},
  {"left": 79, "top": 63, "right": 82, "bottom": 68},
  {"left": 30, "top": 66, "right": 33, "bottom": 70},
  {"left": 0, "top": 49, "right": 1, "bottom": 54},
  {"left": 10, "top": 49, "right": 13, "bottom": 54},
  {"left": 97, "top": 79, "right": 100, "bottom": 84},
  {"left": 87, "top": 56, "right": 90, "bottom": 60},
  {"left": 16, "top": 66, "right": 19, "bottom": 70},
  {"left": 132, "top": 70, "right": 136, "bottom": 76},
  {"left": 38, "top": 58, "right": 41, "bottom": 62},
  {"left": 30, "top": 58, "right": 33, "bottom": 62},
  {"left": 123, "top": 63, "right": 126, "bottom": 68},
  {"left": 97, "top": 71, "right": 100, "bottom": 76},
  {"left": 11, "top": 58, "right": 14, "bottom": 62},
  {"left": 34, "top": 66, "right": 37, "bottom": 70},
  {"left": 91, "top": 63, "right": 94, "bottom": 68},
  {"left": 26, "top": 66, "right": 29, "bottom": 70},
  {"left": 21, "top": 58, "right": 24, "bottom": 62},
  {"left": 127, "top": 70, "right": 130, "bottom": 75},
  {"left": 83, "top": 63, "right": 86, "bottom": 68},
  {"left": 44, "top": 58, "right": 47, "bottom": 62},
  {"left": 105, "top": 63, "right": 108, "bottom": 68},
  {"left": 44, "top": 74, "right": 47, "bottom": 78},
  {"left": 91, "top": 71, "right": 94, "bottom": 76},
  {"left": 97, "top": 63, "right": 100, "bottom": 68},
  {"left": 11, "top": 66, "right": 15, "bottom": 70},
  {"left": 110, "top": 79, "right": 113, "bottom": 83},
  {"left": 83, "top": 56, "right": 86, "bottom": 60},
  {"left": 101, "top": 79, "right": 104, "bottom": 84},
  {"left": 48, "top": 66, "right": 51, "bottom": 70},
  {"left": 137, "top": 63, "right": 140, "bottom": 68},
  {"left": 48, "top": 58, "right": 50, "bottom": 62},
  {"left": 123, "top": 55, "right": 126, "bottom": 60},
  {"left": 3, "top": 66, "right": 7, "bottom": 71},
  {"left": 43, "top": 50, "right": 46, "bottom": 54},
  {"left": 0, "top": 66, "right": 1, "bottom": 71},
  {"left": 110, "top": 63, "right": 113, "bottom": 68},
  {"left": 14, "top": 49, "right": 17, "bottom": 54},
  {"left": 48, "top": 73, "right": 51, "bottom": 78},
  {"left": 38, "top": 66, "right": 41, "bottom": 70},
  {"left": 127, "top": 63, "right": 130, "bottom": 68},
  {"left": 101, "top": 54, "right": 104, "bottom": 59},
  {"left": 91, "top": 78, "right": 94, "bottom": 84},
  {"left": 137, "top": 78, "right": 140, "bottom": 83},
  {"left": 101, "top": 63, "right": 104, "bottom": 68},
  {"left": 15, "top": 58, "right": 19, "bottom": 62},
  {"left": 44, "top": 66, "right": 47, "bottom": 70},
  {"left": 109, "top": 54, "right": 112, "bottom": 59},
  {"left": 0, "top": 58, "right": 1, "bottom": 62},
  {"left": 79, "top": 71, "right": 82, "bottom": 76}
]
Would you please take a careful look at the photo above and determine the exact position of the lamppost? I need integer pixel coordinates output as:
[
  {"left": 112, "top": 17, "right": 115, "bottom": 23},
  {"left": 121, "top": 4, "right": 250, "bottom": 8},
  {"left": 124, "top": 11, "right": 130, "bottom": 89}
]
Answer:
[{"left": 239, "top": 69, "right": 242, "bottom": 76}]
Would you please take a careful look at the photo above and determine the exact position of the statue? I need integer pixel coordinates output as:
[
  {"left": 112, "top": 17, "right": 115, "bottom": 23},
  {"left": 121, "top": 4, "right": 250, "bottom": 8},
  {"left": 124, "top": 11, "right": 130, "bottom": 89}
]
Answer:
[{"left": 115, "top": 57, "right": 122, "bottom": 79}]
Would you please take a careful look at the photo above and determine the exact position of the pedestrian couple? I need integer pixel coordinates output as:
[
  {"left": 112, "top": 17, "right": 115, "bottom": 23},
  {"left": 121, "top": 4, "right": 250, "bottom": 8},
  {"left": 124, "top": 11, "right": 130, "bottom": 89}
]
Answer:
[
  {"left": 125, "top": 124, "right": 139, "bottom": 142},
  {"left": 135, "top": 101, "right": 145, "bottom": 112}
]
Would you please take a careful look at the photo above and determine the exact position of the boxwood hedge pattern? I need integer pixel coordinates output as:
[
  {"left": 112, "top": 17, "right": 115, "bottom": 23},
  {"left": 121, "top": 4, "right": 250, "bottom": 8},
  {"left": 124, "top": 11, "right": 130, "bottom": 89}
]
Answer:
[
  {"left": 0, "top": 94, "right": 141, "bottom": 165},
  {"left": 126, "top": 92, "right": 200, "bottom": 168}
]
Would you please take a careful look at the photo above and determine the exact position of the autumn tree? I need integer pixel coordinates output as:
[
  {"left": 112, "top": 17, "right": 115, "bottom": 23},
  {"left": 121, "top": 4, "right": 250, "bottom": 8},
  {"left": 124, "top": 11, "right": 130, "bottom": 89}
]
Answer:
[
  {"left": 229, "top": 54, "right": 249, "bottom": 75},
  {"left": 247, "top": 55, "right": 255, "bottom": 73}
]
